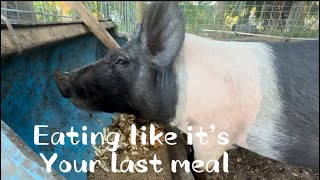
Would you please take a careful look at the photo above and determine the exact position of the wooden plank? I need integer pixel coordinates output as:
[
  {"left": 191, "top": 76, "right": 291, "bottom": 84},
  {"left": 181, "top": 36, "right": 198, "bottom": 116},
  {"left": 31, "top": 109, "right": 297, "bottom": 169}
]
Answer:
[
  {"left": 198, "top": 29, "right": 318, "bottom": 41},
  {"left": 66, "top": 1, "right": 120, "bottom": 50},
  {"left": 0, "top": 19, "right": 112, "bottom": 28},
  {"left": 1, "top": 21, "right": 114, "bottom": 58},
  {"left": 136, "top": 1, "right": 144, "bottom": 24}
]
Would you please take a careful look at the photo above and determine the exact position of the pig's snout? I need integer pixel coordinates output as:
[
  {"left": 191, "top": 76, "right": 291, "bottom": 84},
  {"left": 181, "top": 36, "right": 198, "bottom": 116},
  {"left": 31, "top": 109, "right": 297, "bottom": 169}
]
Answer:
[{"left": 54, "top": 71, "right": 72, "bottom": 98}]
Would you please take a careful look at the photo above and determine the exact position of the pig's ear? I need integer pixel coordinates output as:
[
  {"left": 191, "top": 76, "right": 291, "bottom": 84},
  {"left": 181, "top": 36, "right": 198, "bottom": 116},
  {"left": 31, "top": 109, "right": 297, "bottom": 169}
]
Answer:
[
  {"left": 138, "top": 2, "right": 185, "bottom": 67},
  {"left": 132, "top": 24, "right": 141, "bottom": 40}
]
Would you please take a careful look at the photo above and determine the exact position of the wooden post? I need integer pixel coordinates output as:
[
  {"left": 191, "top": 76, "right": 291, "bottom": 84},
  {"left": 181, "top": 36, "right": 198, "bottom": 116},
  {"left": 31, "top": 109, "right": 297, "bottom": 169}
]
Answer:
[
  {"left": 66, "top": 1, "right": 120, "bottom": 50},
  {"left": 136, "top": 1, "right": 144, "bottom": 24}
]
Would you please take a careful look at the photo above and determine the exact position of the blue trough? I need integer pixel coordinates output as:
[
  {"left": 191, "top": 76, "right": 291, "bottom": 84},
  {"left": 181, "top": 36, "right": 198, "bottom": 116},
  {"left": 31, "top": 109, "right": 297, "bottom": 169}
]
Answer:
[{"left": 1, "top": 21, "right": 128, "bottom": 180}]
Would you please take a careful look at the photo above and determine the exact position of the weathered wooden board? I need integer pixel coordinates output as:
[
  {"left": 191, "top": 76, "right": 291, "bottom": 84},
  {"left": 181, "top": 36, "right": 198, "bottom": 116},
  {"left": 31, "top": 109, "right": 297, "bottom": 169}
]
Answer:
[
  {"left": 66, "top": 1, "right": 120, "bottom": 50},
  {"left": 1, "top": 21, "right": 114, "bottom": 58}
]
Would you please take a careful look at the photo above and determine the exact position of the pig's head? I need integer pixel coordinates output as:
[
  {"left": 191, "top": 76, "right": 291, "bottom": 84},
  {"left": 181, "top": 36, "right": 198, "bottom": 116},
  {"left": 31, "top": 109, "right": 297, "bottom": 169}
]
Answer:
[{"left": 54, "top": 2, "right": 185, "bottom": 124}]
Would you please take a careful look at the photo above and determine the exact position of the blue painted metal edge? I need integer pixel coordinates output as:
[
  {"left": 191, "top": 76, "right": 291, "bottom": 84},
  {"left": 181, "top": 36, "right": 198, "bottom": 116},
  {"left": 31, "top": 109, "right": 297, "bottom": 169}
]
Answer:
[{"left": 1, "top": 120, "right": 65, "bottom": 180}]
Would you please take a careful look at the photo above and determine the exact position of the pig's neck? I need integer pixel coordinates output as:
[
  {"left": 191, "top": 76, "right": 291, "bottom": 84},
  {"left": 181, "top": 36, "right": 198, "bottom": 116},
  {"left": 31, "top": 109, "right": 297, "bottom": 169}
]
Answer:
[{"left": 171, "top": 33, "right": 285, "bottom": 160}]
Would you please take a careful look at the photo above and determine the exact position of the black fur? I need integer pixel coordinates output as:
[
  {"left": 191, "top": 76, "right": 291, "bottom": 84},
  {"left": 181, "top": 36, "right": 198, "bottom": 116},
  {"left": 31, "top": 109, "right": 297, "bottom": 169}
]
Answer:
[
  {"left": 269, "top": 40, "right": 319, "bottom": 169},
  {"left": 54, "top": 2, "right": 185, "bottom": 124}
]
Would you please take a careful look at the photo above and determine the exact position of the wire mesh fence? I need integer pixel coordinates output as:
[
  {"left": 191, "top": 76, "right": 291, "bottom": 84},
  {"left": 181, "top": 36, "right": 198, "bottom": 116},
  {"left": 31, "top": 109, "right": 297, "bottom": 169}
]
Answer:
[
  {"left": 0, "top": 1, "right": 137, "bottom": 38},
  {"left": 183, "top": 1, "right": 319, "bottom": 40},
  {"left": 1, "top": 1, "right": 319, "bottom": 41},
  {"left": 1, "top": 1, "right": 79, "bottom": 24}
]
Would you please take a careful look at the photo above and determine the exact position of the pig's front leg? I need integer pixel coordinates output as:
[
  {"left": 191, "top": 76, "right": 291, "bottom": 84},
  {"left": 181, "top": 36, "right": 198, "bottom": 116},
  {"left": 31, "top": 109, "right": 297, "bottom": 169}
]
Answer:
[
  {"left": 188, "top": 122, "right": 243, "bottom": 170},
  {"left": 192, "top": 137, "right": 232, "bottom": 170}
]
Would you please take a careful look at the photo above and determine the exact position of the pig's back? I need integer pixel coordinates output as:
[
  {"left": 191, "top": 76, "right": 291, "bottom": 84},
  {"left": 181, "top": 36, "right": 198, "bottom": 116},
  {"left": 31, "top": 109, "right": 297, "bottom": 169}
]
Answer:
[
  {"left": 246, "top": 40, "right": 319, "bottom": 169},
  {"left": 268, "top": 40, "right": 319, "bottom": 168}
]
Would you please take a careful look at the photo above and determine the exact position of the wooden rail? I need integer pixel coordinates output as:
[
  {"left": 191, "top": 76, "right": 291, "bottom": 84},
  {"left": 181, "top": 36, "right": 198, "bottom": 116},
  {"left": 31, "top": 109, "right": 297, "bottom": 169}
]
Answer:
[
  {"left": 1, "top": 21, "right": 114, "bottom": 58},
  {"left": 66, "top": 1, "right": 120, "bottom": 50}
]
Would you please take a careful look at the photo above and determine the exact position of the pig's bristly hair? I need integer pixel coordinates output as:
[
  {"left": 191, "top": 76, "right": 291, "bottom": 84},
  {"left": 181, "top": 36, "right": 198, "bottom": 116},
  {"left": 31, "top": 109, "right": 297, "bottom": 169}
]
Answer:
[
  {"left": 126, "top": 1, "right": 185, "bottom": 122},
  {"left": 138, "top": 1, "right": 185, "bottom": 68}
]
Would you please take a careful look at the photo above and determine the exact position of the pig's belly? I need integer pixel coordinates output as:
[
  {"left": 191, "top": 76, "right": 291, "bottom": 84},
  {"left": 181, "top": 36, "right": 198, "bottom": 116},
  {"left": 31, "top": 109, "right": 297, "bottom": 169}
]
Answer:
[
  {"left": 171, "top": 39, "right": 267, "bottom": 161},
  {"left": 171, "top": 35, "right": 283, "bottom": 163}
]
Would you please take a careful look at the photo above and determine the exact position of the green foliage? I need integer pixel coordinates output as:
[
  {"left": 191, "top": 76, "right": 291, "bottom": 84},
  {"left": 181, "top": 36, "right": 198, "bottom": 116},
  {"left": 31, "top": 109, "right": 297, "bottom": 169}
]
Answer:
[
  {"left": 178, "top": 1, "right": 319, "bottom": 38},
  {"left": 33, "top": 1, "right": 78, "bottom": 22},
  {"left": 32, "top": 1, "right": 319, "bottom": 38}
]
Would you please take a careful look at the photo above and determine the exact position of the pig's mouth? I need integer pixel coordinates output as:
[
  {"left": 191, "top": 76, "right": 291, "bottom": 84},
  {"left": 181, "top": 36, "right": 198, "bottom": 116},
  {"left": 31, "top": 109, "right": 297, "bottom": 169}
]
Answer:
[
  {"left": 69, "top": 98, "right": 93, "bottom": 111},
  {"left": 54, "top": 71, "right": 72, "bottom": 98},
  {"left": 54, "top": 71, "right": 150, "bottom": 124},
  {"left": 54, "top": 71, "right": 94, "bottom": 110},
  {"left": 69, "top": 96, "right": 150, "bottom": 124}
]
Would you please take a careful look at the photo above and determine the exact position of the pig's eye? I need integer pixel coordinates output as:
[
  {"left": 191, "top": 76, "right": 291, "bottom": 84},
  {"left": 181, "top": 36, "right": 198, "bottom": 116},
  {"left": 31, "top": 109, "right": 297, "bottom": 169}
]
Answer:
[{"left": 116, "top": 56, "right": 129, "bottom": 65}]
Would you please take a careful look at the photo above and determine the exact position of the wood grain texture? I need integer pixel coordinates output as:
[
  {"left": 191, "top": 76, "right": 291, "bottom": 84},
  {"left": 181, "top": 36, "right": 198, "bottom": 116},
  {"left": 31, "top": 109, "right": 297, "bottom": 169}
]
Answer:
[
  {"left": 1, "top": 21, "right": 114, "bottom": 58},
  {"left": 66, "top": 1, "right": 120, "bottom": 49}
]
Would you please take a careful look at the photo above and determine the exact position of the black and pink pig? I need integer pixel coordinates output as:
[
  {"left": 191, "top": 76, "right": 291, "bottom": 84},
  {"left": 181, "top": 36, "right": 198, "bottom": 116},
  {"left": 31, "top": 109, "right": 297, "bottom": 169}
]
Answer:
[{"left": 55, "top": 2, "right": 319, "bottom": 169}]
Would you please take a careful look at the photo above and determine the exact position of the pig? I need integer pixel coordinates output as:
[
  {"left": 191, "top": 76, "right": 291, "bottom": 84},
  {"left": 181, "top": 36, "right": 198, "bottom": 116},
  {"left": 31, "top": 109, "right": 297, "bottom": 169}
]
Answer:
[{"left": 55, "top": 2, "right": 319, "bottom": 170}]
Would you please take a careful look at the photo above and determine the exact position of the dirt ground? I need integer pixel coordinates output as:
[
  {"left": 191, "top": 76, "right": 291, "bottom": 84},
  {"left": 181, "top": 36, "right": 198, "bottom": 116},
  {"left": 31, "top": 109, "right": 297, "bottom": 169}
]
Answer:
[
  {"left": 87, "top": 139, "right": 319, "bottom": 180},
  {"left": 87, "top": 142, "right": 173, "bottom": 180},
  {"left": 192, "top": 147, "right": 319, "bottom": 180}
]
